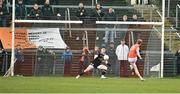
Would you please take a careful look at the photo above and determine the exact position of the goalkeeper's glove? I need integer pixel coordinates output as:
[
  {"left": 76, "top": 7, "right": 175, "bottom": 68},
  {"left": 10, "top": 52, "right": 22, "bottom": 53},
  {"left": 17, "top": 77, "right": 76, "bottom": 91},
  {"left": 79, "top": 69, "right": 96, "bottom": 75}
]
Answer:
[{"left": 139, "top": 57, "right": 143, "bottom": 60}]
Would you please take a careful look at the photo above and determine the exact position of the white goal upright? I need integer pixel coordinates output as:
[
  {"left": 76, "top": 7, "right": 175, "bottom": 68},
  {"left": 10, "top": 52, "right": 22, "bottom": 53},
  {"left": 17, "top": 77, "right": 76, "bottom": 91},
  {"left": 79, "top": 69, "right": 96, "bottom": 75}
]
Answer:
[{"left": 6, "top": 0, "right": 165, "bottom": 78}]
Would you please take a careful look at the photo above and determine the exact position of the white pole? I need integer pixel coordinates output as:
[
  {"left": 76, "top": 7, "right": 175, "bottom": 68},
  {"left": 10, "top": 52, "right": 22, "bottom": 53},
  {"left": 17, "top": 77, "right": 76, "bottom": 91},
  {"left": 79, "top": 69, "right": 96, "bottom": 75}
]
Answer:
[
  {"left": 15, "top": 20, "right": 82, "bottom": 24},
  {"left": 176, "top": 5, "right": 178, "bottom": 28},
  {"left": 167, "top": 0, "right": 170, "bottom": 17},
  {"left": 96, "top": 21, "right": 162, "bottom": 25},
  {"left": 150, "top": 8, "right": 152, "bottom": 21},
  {"left": 85, "top": 31, "right": 89, "bottom": 48},
  {"left": 160, "top": 0, "right": 165, "bottom": 78},
  {"left": 95, "top": 0, "right": 98, "bottom": 4},
  {"left": 92, "top": 0, "right": 94, "bottom": 6},
  {"left": 10, "top": 0, "right": 15, "bottom": 76},
  {"left": 67, "top": 8, "right": 72, "bottom": 37}
]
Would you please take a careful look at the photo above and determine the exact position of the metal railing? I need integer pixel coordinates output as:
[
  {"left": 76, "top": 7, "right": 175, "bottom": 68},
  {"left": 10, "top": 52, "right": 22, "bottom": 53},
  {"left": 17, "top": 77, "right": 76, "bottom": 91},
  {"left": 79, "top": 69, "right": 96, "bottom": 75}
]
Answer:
[
  {"left": 67, "top": 8, "right": 72, "bottom": 37},
  {"left": 176, "top": 4, "right": 180, "bottom": 28},
  {"left": 152, "top": 4, "right": 162, "bottom": 20},
  {"left": 10, "top": 4, "right": 158, "bottom": 19},
  {"left": 176, "top": 32, "right": 180, "bottom": 38},
  {"left": 82, "top": 31, "right": 89, "bottom": 48},
  {"left": 3, "top": 58, "right": 17, "bottom": 77}
]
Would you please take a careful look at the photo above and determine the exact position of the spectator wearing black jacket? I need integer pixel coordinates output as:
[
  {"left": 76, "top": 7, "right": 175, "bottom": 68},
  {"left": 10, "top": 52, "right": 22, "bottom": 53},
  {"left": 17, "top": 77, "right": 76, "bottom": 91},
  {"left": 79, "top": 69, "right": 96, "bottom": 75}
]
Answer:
[
  {"left": 92, "top": 3, "right": 105, "bottom": 44},
  {"left": 131, "top": 14, "right": 140, "bottom": 41},
  {"left": 35, "top": 0, "right": 57, "bottom": 5},
  {"left": 0, "top": 47, "right": 6, "bottom": 74},
  {"left": 117, "top": 15, "right": 129, "bottom": 40},
  {"left": 75, "top": 2, "right": 87, "bottom": 40},
  {"left": 28, "top": 3, "right": 42, "bottom": 20},
  {"left": 91, "top": 3, "right": 105, "bottom": 21},
  {"left": 15, "top": 0, "right": 26, "bottom": 19},
  {"left": 14, "top": 44, "right": 24, "bottom": 75},
  {"left": 41, "top": 0, "right": 53, "bottom": 20},
  {"left": 0, "top": 0, "right": 8, "bottom": 27},
  {"left": 103, "top": 7, "right": 116, "bottom": 44},
  {"left": 76, "top": 3, "right": 87, "bottom": 22}
]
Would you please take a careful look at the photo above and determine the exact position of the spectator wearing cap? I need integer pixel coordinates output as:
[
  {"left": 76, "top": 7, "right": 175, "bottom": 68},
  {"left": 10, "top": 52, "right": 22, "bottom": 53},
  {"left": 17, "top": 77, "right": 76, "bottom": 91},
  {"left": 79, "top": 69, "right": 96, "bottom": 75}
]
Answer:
[
  {"left": 62, "top": 47, "right": 73, "bottom": 75},
  {"left": 28, "top": 3, "right": 42, "bottom": 20},
  {"left": 15, "top": 0, "right": 26, "bottom": 19},
  {"left": 41, "top": 0, "right": 53, "bottom": 20},
  {"left": 115, "top": 40, "right": 129, "bottom": 76},
  {"left": 0, "top": 0, "right": 8, "bottom": 27}
]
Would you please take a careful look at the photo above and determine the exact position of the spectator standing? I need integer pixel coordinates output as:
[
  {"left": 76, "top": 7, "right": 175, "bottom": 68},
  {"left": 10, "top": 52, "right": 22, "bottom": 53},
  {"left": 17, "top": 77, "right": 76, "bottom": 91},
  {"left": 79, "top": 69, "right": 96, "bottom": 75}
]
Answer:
[
  {"left": 118, "top": 15, "right": 129, "bottom": 40},
  {"left": 28, "top": 3, "right": 42, "bottom": 20},
  {"left": 0, "top": 0, "right": 8, "bottom": 27},
  {"left": 15, "top": 45, "right": 24, "bottom": 62},
  {"left": 41, "top": 0, "right": 53, "bottom": 20},
  {"left": 14, "top": 45, "right": 24, "bottom": 75},
  {"left": 106, "top": 42, "right": 116, "bottom": 75},
  {"left": 0, "top": 47, "right": 6, "bottom": 74},
  {"left": 75, "top": 2, "right": 87, "bottom": 40},
  {"left": 115, "top": 40, "right": 129, "bottom": 76},
  {"left": 76, "top": 2, "right": 87, "bottom": 22},
  {"left": 15, "top": 0, "right": 26, "bottom": 19},
  {"left": 92, "top": 3, "right": 105, "bottom": 21},
  {"left": 46, "top": 50, "right": 55, "bottom": 75},
  {"left": 103, "top": 7, "right": 116, "bottom": 45},
  {"left": 91, "top": 3, "right": 105, "bottom": 46},
  {"left": 61, "top": 47, "right": 73, "bottom": 75},
  {"left": 131, "top": 14, "right": 141, "bottom": 42},
  {"left": 36, "top": 46, "right": 46, "bottom": 75},
  {"left": 175, "top": 49, "right": 180, "bottom": 75}
]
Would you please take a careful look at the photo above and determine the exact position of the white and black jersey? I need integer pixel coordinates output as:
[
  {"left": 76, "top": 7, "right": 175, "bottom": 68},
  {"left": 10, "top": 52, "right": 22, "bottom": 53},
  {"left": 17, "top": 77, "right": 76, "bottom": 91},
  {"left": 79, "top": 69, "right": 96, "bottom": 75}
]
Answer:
[
  {"left": 91, "top": 53, "right": 110, "bottom": 68},
  {"left": 90, "top": 54, "right": 104, "bottom": 68}
]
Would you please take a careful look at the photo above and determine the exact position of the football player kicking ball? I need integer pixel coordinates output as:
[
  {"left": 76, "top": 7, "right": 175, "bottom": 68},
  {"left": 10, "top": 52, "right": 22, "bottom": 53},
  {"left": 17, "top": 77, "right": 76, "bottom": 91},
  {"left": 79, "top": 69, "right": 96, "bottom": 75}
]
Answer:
[
  {"left": 76, "top": 48, "right": 110, "bottom": 79},
  {"left": 128, "top": 39, "right": 145, "bottom": 81}
]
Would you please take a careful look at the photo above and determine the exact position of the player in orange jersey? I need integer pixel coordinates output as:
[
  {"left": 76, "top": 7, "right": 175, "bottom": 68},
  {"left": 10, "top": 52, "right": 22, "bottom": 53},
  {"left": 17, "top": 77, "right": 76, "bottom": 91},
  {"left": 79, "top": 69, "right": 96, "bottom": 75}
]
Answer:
[{"left": 128, "top": 39, "right": 145, "bottom": 81}]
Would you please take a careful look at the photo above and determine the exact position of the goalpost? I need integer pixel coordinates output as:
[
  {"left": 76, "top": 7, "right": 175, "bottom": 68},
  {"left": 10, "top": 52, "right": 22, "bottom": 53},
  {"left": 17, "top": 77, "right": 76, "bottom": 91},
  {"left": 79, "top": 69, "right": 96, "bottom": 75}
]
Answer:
[{"left": 6, "top": 0, "right": 165, "bottom": 78}]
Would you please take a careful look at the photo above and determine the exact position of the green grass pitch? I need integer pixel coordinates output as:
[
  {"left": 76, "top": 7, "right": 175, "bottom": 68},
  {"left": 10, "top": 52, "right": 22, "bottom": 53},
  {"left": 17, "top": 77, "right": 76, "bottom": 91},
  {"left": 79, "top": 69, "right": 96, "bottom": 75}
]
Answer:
[{"left": 0, "top": 76, "right": 180, "bottom": 93}]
